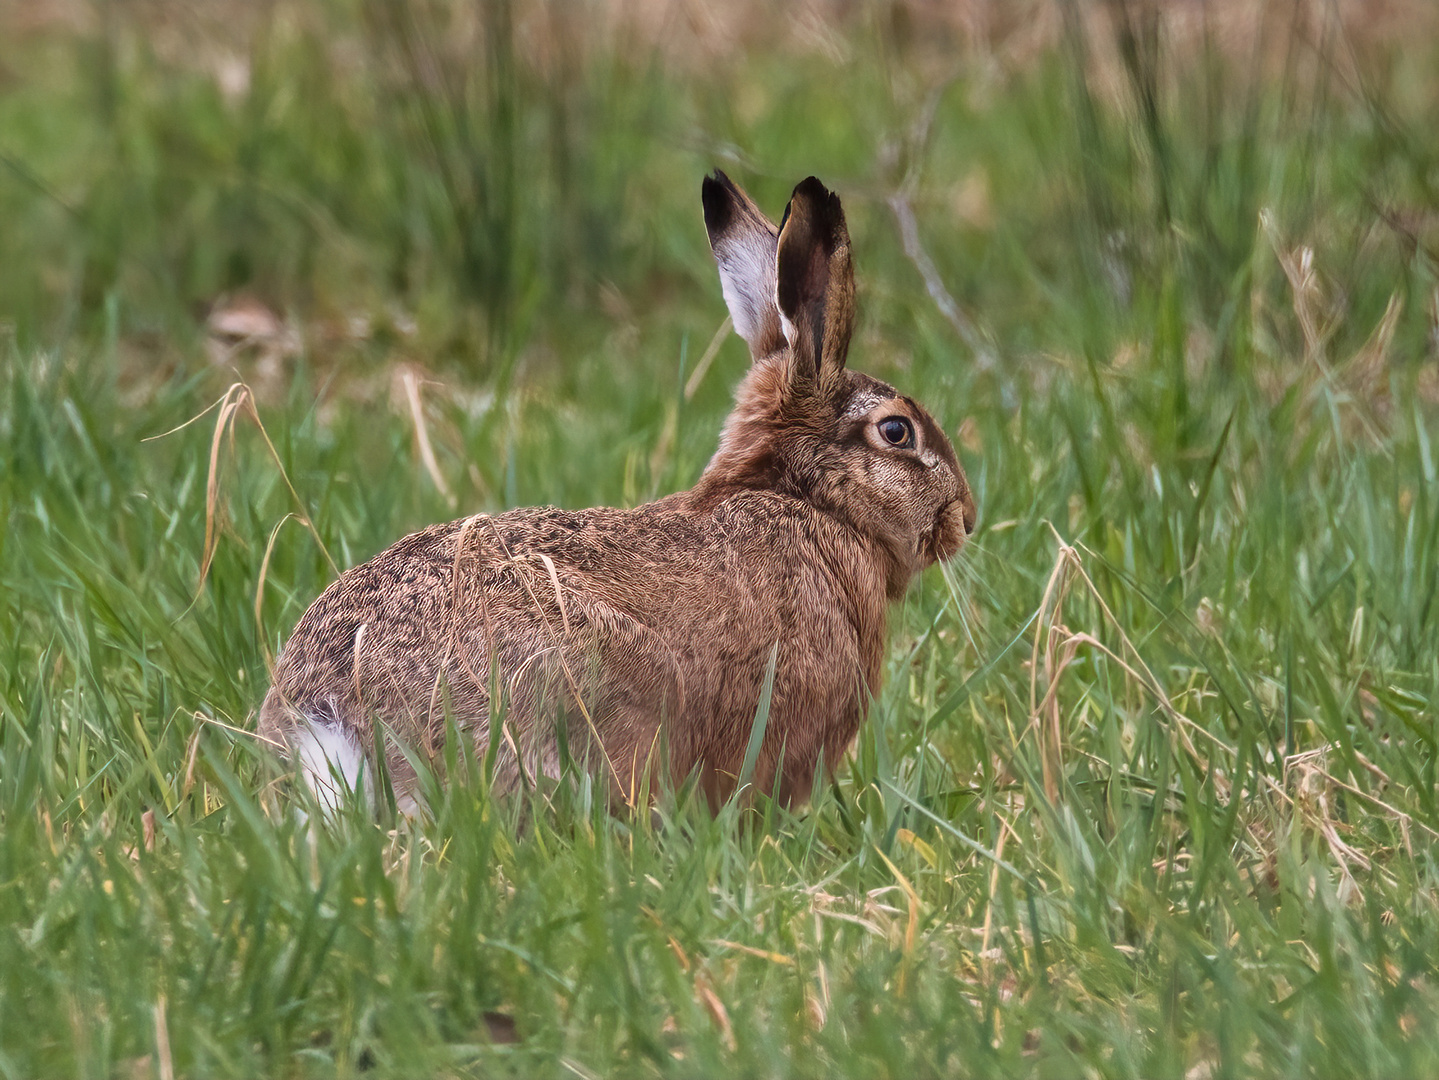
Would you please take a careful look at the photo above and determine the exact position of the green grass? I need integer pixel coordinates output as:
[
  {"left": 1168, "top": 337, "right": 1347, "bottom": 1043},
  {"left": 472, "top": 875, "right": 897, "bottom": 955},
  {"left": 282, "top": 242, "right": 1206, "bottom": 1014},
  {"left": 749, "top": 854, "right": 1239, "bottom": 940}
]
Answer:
[{"left": 4, "top": 2, "right": 1439, "bottom": 1076}]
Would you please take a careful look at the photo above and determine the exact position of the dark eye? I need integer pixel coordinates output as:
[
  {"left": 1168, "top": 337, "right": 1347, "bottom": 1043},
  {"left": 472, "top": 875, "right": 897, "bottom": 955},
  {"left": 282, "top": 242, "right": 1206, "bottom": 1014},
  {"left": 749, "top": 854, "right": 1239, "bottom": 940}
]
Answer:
[{"left": 877, "top": 416, "right": 915, "bottom": 449}]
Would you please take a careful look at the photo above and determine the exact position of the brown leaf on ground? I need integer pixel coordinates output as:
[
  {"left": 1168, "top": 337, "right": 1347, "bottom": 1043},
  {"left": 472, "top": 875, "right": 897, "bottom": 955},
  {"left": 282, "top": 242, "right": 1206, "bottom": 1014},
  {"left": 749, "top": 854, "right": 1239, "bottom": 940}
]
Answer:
[
  {"left": 694, "top": 973, "right": 736, "bottom": 1051},
  {"left": 482, "top": 1011, "right": 519, "bottom": 1044}
]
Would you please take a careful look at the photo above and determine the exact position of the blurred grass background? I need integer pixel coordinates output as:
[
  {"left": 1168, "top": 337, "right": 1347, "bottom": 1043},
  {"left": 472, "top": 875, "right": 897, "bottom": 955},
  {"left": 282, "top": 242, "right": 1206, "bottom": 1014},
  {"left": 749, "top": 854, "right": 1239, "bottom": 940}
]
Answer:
[{"left": 4, "top": 0, "right": 1439, "bottom": 1076}]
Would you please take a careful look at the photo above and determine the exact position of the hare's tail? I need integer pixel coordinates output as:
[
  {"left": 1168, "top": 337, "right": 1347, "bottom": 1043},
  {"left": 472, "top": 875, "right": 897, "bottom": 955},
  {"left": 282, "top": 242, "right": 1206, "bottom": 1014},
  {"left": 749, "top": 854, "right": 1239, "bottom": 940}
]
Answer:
[{"left": 258, "top": 692, "right": 375, "bottom": 815}]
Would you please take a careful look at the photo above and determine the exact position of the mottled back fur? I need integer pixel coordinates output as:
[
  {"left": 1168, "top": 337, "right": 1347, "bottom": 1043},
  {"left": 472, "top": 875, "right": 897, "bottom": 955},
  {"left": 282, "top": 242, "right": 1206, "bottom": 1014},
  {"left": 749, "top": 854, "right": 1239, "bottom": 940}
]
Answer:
[{"left": 258, "top": 172, "right": 976, "bottom": 811}]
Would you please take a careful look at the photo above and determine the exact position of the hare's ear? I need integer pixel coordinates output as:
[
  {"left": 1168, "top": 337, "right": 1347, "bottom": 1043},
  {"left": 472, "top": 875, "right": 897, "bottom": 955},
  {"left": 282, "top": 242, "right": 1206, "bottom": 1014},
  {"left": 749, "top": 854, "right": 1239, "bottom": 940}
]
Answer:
[
  {"left": 702, "top": 170, "right": 786, "bottom": 359},
  {"left": 775, "top": 176, "right": 854, "bottom": 397}
]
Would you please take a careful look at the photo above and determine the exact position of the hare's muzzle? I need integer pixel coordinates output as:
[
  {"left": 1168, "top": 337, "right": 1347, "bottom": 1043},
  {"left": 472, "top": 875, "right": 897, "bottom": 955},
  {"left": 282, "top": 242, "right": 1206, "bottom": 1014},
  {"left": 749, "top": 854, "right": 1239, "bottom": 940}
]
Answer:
[
  {"left": 960, "top": 487, "right": 977, "bottom": 536},
  {"left": 927, "top": 494, "right": 974, "bottom": 563}
]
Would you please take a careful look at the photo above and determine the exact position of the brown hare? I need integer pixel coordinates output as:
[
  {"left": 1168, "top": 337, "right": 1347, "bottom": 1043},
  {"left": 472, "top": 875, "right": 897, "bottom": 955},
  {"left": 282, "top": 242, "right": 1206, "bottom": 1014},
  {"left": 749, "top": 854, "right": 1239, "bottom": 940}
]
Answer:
[{"left": 257, "top": 172, "right": 976, "bottom": 813}]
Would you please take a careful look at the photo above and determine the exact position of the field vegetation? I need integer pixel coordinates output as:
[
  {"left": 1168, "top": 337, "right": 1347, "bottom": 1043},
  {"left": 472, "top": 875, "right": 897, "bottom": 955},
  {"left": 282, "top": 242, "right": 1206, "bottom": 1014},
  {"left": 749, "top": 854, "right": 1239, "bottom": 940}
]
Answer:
[{"left": 3, "top": 1, "right": 1439, "bottom": 1076}]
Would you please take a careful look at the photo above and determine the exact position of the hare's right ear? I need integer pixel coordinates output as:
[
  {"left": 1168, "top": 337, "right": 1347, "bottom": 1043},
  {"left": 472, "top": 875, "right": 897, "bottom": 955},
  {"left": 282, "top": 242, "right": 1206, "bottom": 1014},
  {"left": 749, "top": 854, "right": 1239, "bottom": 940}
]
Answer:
[
  {"left": 775, "top": 177, "right": 853, "bottom": 398},
  {"left": 702, "top": 170, "right": 786, "bottom": 359}
]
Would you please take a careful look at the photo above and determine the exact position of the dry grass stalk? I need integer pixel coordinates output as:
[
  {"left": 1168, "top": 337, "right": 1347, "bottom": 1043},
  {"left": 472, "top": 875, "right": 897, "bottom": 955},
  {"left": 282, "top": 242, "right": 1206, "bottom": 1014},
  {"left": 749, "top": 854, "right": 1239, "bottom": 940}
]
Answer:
[
  {"left": 254, "top": 513, "right": 302, "bottom": 670},
  {"left": 399, "top": 367, "right": 457, "bottom": 508},
  {"left": 144, "top": 381, "right": 339, "bottom": 599},
  {"left": 694, "top": 972, "right": 736, "bottom": 1051},
  {"left": 153, "top": 995, "right": 174, "bottom": 1080},
  {"left": 708, "top": 939, "right": 795, "bottom": 966},
  {"left": 1259, "top": 211, "right": 1399, "bottom": 444},
  {"left": 873, "top": 844, "right": 921, "bottom": 995},
  {"left": 979, "top": 805, "right": 1018, "bottom": 966},
  {"left": 1027, "top": 540, "right": 1073, "bottom": 805},
  {"left": 1029, "top": 523, "right": 1436, "bottom": 891},
  {"left": 682, "top": 315, "right": 734, "bottom": 401}
]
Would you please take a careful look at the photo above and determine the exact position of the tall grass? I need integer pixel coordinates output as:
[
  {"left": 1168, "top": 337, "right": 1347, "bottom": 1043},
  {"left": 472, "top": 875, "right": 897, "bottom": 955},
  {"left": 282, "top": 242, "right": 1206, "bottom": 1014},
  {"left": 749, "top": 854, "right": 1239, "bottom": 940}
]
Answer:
[{"left": 3, "top": 1, "right": 1439, "bottom": 1076}]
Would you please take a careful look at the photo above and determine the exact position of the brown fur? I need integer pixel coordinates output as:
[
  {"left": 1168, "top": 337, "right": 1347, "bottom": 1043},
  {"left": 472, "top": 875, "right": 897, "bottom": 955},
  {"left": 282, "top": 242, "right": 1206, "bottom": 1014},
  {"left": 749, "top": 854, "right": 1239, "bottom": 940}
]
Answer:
[{"left": 257, "top": 173, "right": 976, "bottom": 810}]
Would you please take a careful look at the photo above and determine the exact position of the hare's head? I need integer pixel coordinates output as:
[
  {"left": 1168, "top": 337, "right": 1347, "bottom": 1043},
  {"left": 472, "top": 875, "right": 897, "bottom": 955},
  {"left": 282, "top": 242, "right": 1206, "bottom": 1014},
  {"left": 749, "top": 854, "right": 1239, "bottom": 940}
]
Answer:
[{"left": 697, "top": 171, "right": 975, "bottom": 595}]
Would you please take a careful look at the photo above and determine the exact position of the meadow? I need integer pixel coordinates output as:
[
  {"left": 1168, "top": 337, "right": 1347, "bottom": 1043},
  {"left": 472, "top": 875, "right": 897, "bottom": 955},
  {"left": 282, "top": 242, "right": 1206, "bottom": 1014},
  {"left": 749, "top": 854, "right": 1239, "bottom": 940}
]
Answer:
[{"left": 3, "top": 1, "right": 1439, "bottom": 1076}]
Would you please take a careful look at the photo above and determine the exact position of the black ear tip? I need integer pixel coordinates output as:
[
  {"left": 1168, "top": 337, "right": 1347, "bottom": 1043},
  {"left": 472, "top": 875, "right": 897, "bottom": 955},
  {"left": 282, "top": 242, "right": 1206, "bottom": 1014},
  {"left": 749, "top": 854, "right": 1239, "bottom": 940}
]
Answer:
[
  {"left": 791, "top": 176, "right": 831, "bottom": 203},
  {"left": 788, "top": 176, "right": 843, "bottom": 218},
  {"left": 701, "top": 172, "right": 730, "bottom": 234}
]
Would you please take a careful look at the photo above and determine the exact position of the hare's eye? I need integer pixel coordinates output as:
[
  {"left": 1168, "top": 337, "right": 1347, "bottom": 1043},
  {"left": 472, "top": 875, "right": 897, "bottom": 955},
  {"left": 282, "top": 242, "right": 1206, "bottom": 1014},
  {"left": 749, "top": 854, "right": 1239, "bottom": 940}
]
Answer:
[{"left": 877, "top": 416, "right": 915, "bottom": 449}]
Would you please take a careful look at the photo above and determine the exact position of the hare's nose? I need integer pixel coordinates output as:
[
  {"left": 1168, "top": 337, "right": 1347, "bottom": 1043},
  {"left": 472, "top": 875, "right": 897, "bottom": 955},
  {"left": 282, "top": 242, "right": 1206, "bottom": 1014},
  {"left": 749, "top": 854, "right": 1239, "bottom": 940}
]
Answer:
[{"left": 960, "top": 488, "right": 977, "bottom": 535}]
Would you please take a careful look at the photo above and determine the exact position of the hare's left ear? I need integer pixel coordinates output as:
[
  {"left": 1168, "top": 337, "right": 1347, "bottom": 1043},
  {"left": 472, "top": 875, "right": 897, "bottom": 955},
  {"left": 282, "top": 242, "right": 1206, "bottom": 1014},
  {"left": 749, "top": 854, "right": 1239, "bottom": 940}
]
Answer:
[
  {"left": 703, "top": 170, "right": 787, "bottom": 360},
  {"left": 775, "top": 177, "right": 854, "bottom": 397}
]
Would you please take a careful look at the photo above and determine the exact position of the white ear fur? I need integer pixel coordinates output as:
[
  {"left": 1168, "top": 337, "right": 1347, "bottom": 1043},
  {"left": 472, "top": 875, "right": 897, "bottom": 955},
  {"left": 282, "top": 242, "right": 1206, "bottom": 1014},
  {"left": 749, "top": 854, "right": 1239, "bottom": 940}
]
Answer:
[
  {"left": 702, "top": 171, "right": 786, "bottom": 358},
  {"left": 778, "top": 309, "right": 797, "bottom": 347},
  {"left": 713, "top": 231, "right": 779, "bottom": 351}
]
